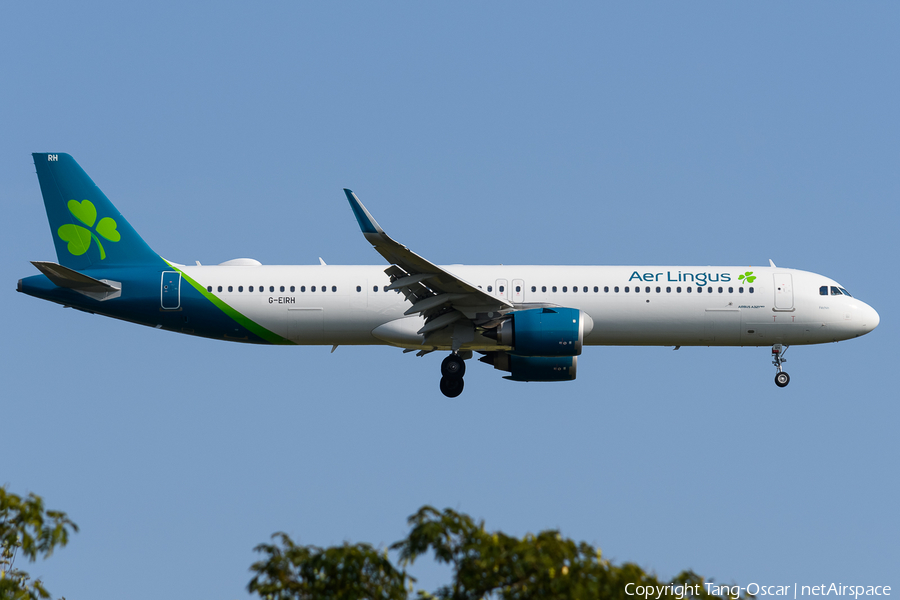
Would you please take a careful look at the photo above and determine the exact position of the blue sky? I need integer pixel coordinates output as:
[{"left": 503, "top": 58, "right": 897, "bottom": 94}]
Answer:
[{"left": 2, "top": 2, "right": 898, "bottom": 598}]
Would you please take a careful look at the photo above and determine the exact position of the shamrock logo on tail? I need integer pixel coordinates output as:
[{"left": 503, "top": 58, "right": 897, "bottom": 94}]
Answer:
[
  {"left": 57, "top": 200, "right": 120, "bottom": 260},
  {"left": 738, "top": 271, "right": 756, "bottom": 284}
]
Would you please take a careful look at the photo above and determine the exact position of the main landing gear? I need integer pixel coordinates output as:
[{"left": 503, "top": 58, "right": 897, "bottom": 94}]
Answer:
[
  {"left": 440, "top": 353, "right": 466, "bottom": 398},
  {"left": 772, "top": 344, "right": 790, "bottom": 388}
]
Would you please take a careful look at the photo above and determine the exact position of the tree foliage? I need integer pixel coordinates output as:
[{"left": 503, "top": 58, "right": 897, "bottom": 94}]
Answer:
[
  {"left": 0, "top": 487, "right": 78, "bottom": 600},
  {"left": 249, "top": 505, "right": 750, "bottom": 600},
  {"left": 248, "top": 534, "right": 409, "bottom": 600}
]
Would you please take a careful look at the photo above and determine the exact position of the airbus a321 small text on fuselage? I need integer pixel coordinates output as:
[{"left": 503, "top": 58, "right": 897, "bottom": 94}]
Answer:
[{"left": 19, "top": 154, "right": 879, "bottom": 397}]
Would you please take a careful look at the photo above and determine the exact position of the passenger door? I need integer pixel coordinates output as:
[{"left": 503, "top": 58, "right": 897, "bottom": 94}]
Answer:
[
  {"left": 160, "top": 271, "right": 181, "bottom": 310},
  {"left": 773, "top": 273, "right": 794, "bottom": 310}
]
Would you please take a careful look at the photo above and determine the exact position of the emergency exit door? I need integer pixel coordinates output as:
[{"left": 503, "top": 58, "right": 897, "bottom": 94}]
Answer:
[
  {"left": 512, "top": 279, "right": 525, "bottom": 303},
  {"left": 495, "top": 279, "right": 509, "bottom": 300}
]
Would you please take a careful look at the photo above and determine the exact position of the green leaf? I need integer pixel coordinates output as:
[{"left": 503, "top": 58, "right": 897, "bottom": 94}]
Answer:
[
  {"left": 57, "top": 224, "right": 92, "bottom": 256},
  {"left": 67, "top": 199, "right": 97, "bottom": 227},
  {"left": 96, "top": 217, "right": 120, "bottom": 242}
]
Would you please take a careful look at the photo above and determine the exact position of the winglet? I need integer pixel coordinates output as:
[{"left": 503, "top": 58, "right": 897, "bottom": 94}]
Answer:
[
  {"left": 769, "top": 259, "right": 777, "bottom": 268},
  {"left": 343, "top": 189, "right": 384, "bottom": 235}
]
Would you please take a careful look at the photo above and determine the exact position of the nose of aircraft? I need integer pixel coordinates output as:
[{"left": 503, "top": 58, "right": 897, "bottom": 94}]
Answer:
[{"left": 859, "top": 302, "right": 880, "bottom": 335}]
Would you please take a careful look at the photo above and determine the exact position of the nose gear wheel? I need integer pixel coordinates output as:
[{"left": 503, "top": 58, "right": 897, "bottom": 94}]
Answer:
[{"left": 771, "top": 344, "right": 790, "bottom": 388}]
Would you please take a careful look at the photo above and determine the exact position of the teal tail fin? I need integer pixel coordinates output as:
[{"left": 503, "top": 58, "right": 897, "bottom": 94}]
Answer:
[{"left": 32, "top": 153, "right": 162, "bottom": 270}]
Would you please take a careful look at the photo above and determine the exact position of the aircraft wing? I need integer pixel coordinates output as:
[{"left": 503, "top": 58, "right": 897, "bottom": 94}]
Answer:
[{"left": 344, "top": 189, "right": 513, "bottom": 338}]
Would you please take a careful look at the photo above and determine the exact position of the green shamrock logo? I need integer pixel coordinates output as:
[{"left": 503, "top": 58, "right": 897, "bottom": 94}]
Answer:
[
  {"left": 57, "top": 200, "right": 120, "bottom": 260},
  {"left": 738, "top": 271, "right": 756, "bottom": 284}
]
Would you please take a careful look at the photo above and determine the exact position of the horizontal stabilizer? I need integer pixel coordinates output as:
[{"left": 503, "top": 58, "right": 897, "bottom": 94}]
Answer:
[{"left": 31, "top": 261, "right": 120, "bottom": 293}]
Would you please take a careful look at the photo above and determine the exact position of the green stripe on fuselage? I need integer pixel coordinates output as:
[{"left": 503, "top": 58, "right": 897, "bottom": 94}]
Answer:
[{"left": 167, "top": 262, "right": 295, "bottom": 345}]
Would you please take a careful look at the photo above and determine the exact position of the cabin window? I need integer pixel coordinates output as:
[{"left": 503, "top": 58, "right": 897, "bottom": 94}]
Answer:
[
  {"left": 594, "top": 286, "right": 599, "bottom": 293},
  {"left": 542, "top": 286, "right": 547, "bottom": 292},
  {"left": 666, "top": 286, "right": 671, "bottom": 293},
  {"left": 499, "top": 285, "right": 505, "bottom": 293},
  {"left": 604, "top": 286, "right": 609, "bottom": 293},
  {"left": 290, "top": 286, "right": 295, "bottom": 292},
  {"left": 614, "top": 286, "right": 619, "bottom": 293},
  {"left": 217, "top": 286, "right": 222, "bottom": 292},
  {"left": 749, "top": 287, "right": 754, "bottom": 293},
  {"left": 382, "top": 286, "right": 388, "bottom": 292},
  {"left": 676, "top": 287, "right": 681, "bottom": 293},
  {"left": 207, "top": 286, "right": 212, "bottom": 292},
  {"left": 357, "top": 286, "right": 361, "bottom": 292},
  {"left": 572, "top": 286, "right": 577, "bottom": 293},
  {"left": 687, "top": 287, "right": 692, "bottom": 293},
  {"left": 373, "top": 285, "right": 378, "bottom": 292},
  {"left": 228, "top": 286, "right": 233, "bottom": 292},
  {"left": 301, "top": 286, "right": 306, "bottom": 292},
  {"left": 562, "top": 286, "right": 568, "bottom": 292},
  {"left": 739, "top": 287, "right": 744, "bottom": 293},
  {"left": 718, "top": 287, "right": 723, "bottom": 293},
  {"left": 515, "top": 285, "right": 521, "bottom": 292},
  {"left": 238, "top": 286, "right": 244, "bottom": 292},
  {"left": 487, "top": 285, "right": 492, "bottom": 292},
  {"left": 656, "top": 286, "right": 661, "bottom": 293},
  {"left": 729, "top": 287, "right": 734, "bottom": 293},
  {"left": 624, "top": 286, "right": 630, "bottom": 292},
  {"left": 311, "top": 286, "right": 316, "bottom": 292},
  {"left": 697, "top": 287, "right": 702, "bottom": 293},
  {"left": 552, "top": 286, "right": 557, "bottom": 292},
  {"left": 531, "top": 286, "right": 536, "bottom": 292},
  {"left": 280, "top": 286, "right": 285, "bottom": 292},
  {"left": 332, "top": 286, "right": 337, "bottom": 292},
  {"left": 249, "top": 286, "right": 255, "bottom": 292}
]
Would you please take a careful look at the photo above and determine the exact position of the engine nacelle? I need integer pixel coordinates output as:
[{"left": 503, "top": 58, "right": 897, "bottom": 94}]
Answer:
[
  {"left": 479, "top": 352, "right": 577, "bottom": 382},
  {"left": 488, "top": 307, "right": 592, "bottom": 357}
]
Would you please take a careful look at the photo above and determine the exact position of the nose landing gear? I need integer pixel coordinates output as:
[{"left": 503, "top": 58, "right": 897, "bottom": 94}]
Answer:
[
  {"left": 772, "top": 344, "right": 790, "bottom": 387},
  {"left": 440, "top": 353, "right": 466, "bottom": 397}
]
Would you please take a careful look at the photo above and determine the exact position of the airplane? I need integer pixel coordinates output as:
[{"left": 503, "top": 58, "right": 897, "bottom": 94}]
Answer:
[{"left": 18, "top": 153, "right": 879, "bottom": 397}]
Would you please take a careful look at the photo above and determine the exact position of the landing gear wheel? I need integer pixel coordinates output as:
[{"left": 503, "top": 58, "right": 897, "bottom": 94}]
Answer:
[
  {"left": 774, "top": 372, "right": 790, "bottom": 388},
  {"left": 771, "top": 344, "right": 790, "bottom": 388},
  {"left": 441, "top": 354, "right": 466, "bottom": 378},
  {"left": 440, "top": 375, "right": 464, "bottom": 398}
]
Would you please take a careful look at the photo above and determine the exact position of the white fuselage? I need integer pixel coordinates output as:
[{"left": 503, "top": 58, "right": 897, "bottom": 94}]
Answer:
[{"left": 181, "top": 264, "right": 879, "bottom": 350}]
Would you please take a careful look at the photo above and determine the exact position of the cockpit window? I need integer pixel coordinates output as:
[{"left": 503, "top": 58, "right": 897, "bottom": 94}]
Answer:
[
  {"left": 830, "top": 286, "right": 842, "bottom": 296},
  {"left": 840, "top": 287, "right": 852, "bottom": 297},
  {"left": 819, "top": 286, "right": 828, "bottom": 296}
]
